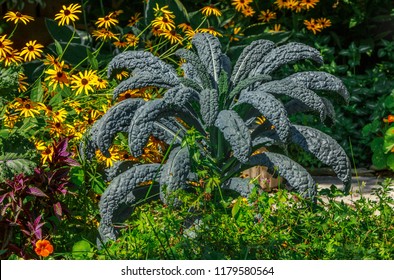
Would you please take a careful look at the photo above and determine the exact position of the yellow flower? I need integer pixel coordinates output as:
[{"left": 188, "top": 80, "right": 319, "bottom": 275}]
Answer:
[
  {"left": 1, "top": 48, "right": 22, "bottom": 66},
  {"left": 125, "top": 33, "right": 140, "bottom": 47},
  {"left": 178, "top": 22, "right": 193, "bottom": 32},
  {"left": 95, "top": 12, "right": 119, "bottom": 29},
  {"left": 160, "top": 30, "right": 183, "bottom": 45},
  {"left": 300, "top": 0, "right": 319, "bottom": 10},
  {"left": 241, "top": 6, "right": 256, "bottom": 17},
  {"left": 304, "top": 19, "right": 322, "bottom": 34},
  {"left": 201, "top": 5, "right": 222, "bottom": 17},
  {"left": 275, "top": 0, "right": 289, "bottom": 9},
  {"left": 44, "top": 64, "right": 70, "bottom": 90},
  {"left": 96, "top": 77, "right": 108, "bottom": 89},
  {"left": 51, "top": 108, "right": 68, "bottom": 123},
  {"left": 113, "top": 38, "right": 128, "bottom": 48},
  {"left": 3, "top": 11, "right": 34, "bottom": 25},
  {"left": 118, "top": 89, "right": 140, "bottom": 100},
  {"left": 285, "top": 0, "right": 300, "bottom": 10},
  {"left": 92, "top": 28, "right": 119, "bottom": 41},
  {"left": 0, "top": 35, "right": 13, "bottom": 59},
  {"left": 71, "top": 70, "right": 98, "bottom": 95},
  {"left": 197, "top": 27, "right": 222, "bottom": 37},
  {"left": 269, "top": 24, "right": 283, "bottom": 33},
  {"left": 95, "top": 146, "right": 120, "bottom": 167},
  {"left": 127, "top": 12, "right": 142, "bottom": 27},
  {"left": 14, "top": 98, "right": 41, "bottom": 118},
  {"left": 258, "top": 10, "right": 277, "bottom": 23},
  {"left": 54, "top": 3, "right": 82, "bottom": 26},
  {"left": 20, "top": 40, "right": 44, "bottom": 61},
  {"left": 229, "top": 27, "right": 244, "bottom": 42},
  {"left": 153, "top": 4, "right": 174, "bottom": 18},
  {"left": 40, "top": 145, "right": 54, "bottom": 164},
  {"left": 47, "top": 120, "right": 73, "bottom": 138},
  {"left": 115, "top": 70, "right": 129, "bottom": 80},
  {"left": 231, "top": 0, "right": 253, "bottom": 12},
  {"left": 3, "top": 110, "right": 19, "bottom": 128},
  {"left": 18, "top": 73, "right": 29, "bottom": 93},
  {"left": 316, "top": 18, "right": 332, "bottom": 29},
  {"left": 152, "top": 15, "right": 176, "bottom": 31}
]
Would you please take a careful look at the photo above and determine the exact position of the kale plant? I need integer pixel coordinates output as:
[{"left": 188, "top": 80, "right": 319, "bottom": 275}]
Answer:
[{"left": 82, "top": 33, "right": 352, "bottom": 243}]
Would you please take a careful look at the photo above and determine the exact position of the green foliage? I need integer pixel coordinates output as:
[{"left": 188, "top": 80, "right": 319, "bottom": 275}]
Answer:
[
  {"left": 94, "top": 179, "right": 394, "bottom": 260},
  {"left": 0, "top": 133, "right": 39, "bottom": 182},
  {"left": 0, "top": 66, "right": 20, "bottom": 105}
]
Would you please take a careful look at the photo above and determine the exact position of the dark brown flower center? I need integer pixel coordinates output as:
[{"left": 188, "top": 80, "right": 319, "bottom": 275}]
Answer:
[
  {"left": 55, "top": 123, "right": 61, "bottom": 128},
  {"left": 25, "top": 104, "right": 31, "bottom": 109},
  {"left": 64, "top": 10, "right": 71, "bottom": 16},
  {"left": 81, "top": 78, "right": 88, "bottom": 85},
  {"left": 124, "top": 93, "right": 131, "bottom": 99},
  {"left": 57, "top": 72, "right": 64, "bottom": 78},
  {"left": 28, "top": 46, "right": 34, "bottom": 51},
  {"left": 104, "top": 16, "right": 110, "bottom": 21},
  {"left": 16, "top": 12, "right": 22, "bottom": 17},
  {"left": 44, "top": 147, "right": 52, "bottom": 154}
]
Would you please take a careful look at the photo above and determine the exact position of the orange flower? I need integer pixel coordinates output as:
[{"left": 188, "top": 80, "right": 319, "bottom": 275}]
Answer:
[
  {"left": 383, "top": 115, "right": 394, "bottom": 123},
  {"left": 35, "top": 240, "right": 54, "bottom": 257}
]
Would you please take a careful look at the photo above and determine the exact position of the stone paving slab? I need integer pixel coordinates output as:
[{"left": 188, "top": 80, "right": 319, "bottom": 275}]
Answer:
[{"left": 313, "top": 176, "right": 394, "bottom": 204}]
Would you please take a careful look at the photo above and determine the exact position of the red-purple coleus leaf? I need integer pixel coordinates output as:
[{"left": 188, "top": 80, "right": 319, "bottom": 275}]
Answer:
[{"left": 26, "top": 187, "right": 48, "bottom": 198}]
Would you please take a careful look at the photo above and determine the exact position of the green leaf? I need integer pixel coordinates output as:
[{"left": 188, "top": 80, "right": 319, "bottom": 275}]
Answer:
[
  {"left": 30, "top": 80, "right": 44, "bottom": 102},
  {"left": 372, "top": 149, "right": 387, "bottom": 170},
  {"left": 54, "top": 40, "right": 63, "bottom": 57},
  {"left": 231, "top": 198, "right": 241, "bottom": 219},
  {"left": 72, "top": 240, "right": 93, "bottom": 260},
  {"left": 383, "top": 95, "right": 394, "bottom": 110},
  {"left": 383, "top": 127, "right": 394, "bottom": 153},
  {"left": 45, "top": 18, "right": 79, "bottom": 43},
  {"left": 48, "top": 92, "right": 63, "bottom": 107},
  {"left": 87, "top": 49, "right": 99, "bottom": 70},
  {"left": 386, "top": 154, "right": 394, "bottom": 171}
]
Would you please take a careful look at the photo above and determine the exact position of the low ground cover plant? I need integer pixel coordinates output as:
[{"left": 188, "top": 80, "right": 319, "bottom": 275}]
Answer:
[{"left": 0, "top": 0, "right": 393, "bottom": 260}]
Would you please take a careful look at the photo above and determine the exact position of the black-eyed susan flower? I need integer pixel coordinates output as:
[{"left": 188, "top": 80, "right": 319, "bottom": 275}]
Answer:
[
  {"left": 178, "top": 22, "right": 192, "bottom": 32},
  {"left": 153, "top": 4, "right": 174, "bottom": 18},
  {"left": 115, "top": 70, "right": 129, "bottom": 80},
  {"left": 304, "top": 19, "right": 322, "bottom": 34},
  {"left": 96, "top": 146, "right": 120, "bottom": 167},
  {"left": 51, "top": 108, "right": 68, "bottom": 123},
  {"left": 201, "top": 5, "right": 222, "bottom": 17},
  {"left": 118, "top": 89, "right": 140, "bottom": 100},
  {"left": 125, "top": 33, "right": 139, "bottom": 47},
  {"left": 14, "top": 98, "right": 41, "bottom": 118},
  {"left": 229, "top": 27, "right": 243, "bottom": 42},
  {"left": 71, "top": 70, "right": 98, "bottom": 95},
  {"left": 383, "top": 115, "right": 394, "bottom": 123},
  {"left": 3, "top": 109, "right": 19, "bottom": 128},
  {"left": 160, "top": 30, "right": 183, "bottom": 45},
  {"left": 241, "top": 6, "right": 255, "bottom": 17},
  {"left": 152, "top": 15, "right": 176, "bottom": 31},
  {"left": 18, "top": 73, "right": 29, "bottom": 93},
  {"left": 20, "top": 40, "right": 44, "bottom": 61},
  {"left": 127, "top": 12, "right": 141, "bottom": 27},
  {"left": 285, "top": 0, "right": 299, "bottom": 10},
  {"left": 92, "top": 28, "right": 119, "bottom": 41},
  {"left": 44, "top": 62, "right": 70, "bottom": 90},
  {"left": 47, "top": 120, "right": 73, "bottom": 138},
  {"left": 258, "top": 10, "right": 276, "bottom": 23},
  {"left": 95, "top": 12, "right": 119, "bottom": 29},
  {"left": 269, "top": 24, "right": 283, "bottom": 33},
  {"left": 300, "top": 0, "right": 319, "bottom": 10},
  {"left": 197, "top": 27, "right": 222, "bottom": 37},
  {"left": 113, "top": 38, "right": 128, "bottom": 48},
  {"left": 3, "top": 11, "right": 34, "bottom": 25},
  {"left": 0, "top": 35, "right": 13, "bottom": 58},
  {"left": 231, "top": 0, "right": 253, "bottom": 12},
  {"left": 274, "top": 0, "right": 289, "bottom": 9},
  {"left": 95, "top": 77, "right": 108, "bottom": 90},
  {"left": 39, "top": 144, "right": 54, "bottom": 164},
  {"left": 316, "top": 18, "right": 332, "bottom": 29},
  {"left": 1, "top": 48, "right": 22, "bottom": 66},
  {"left": 54, "top": 3, "right": 81, "bottom": 26}
]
